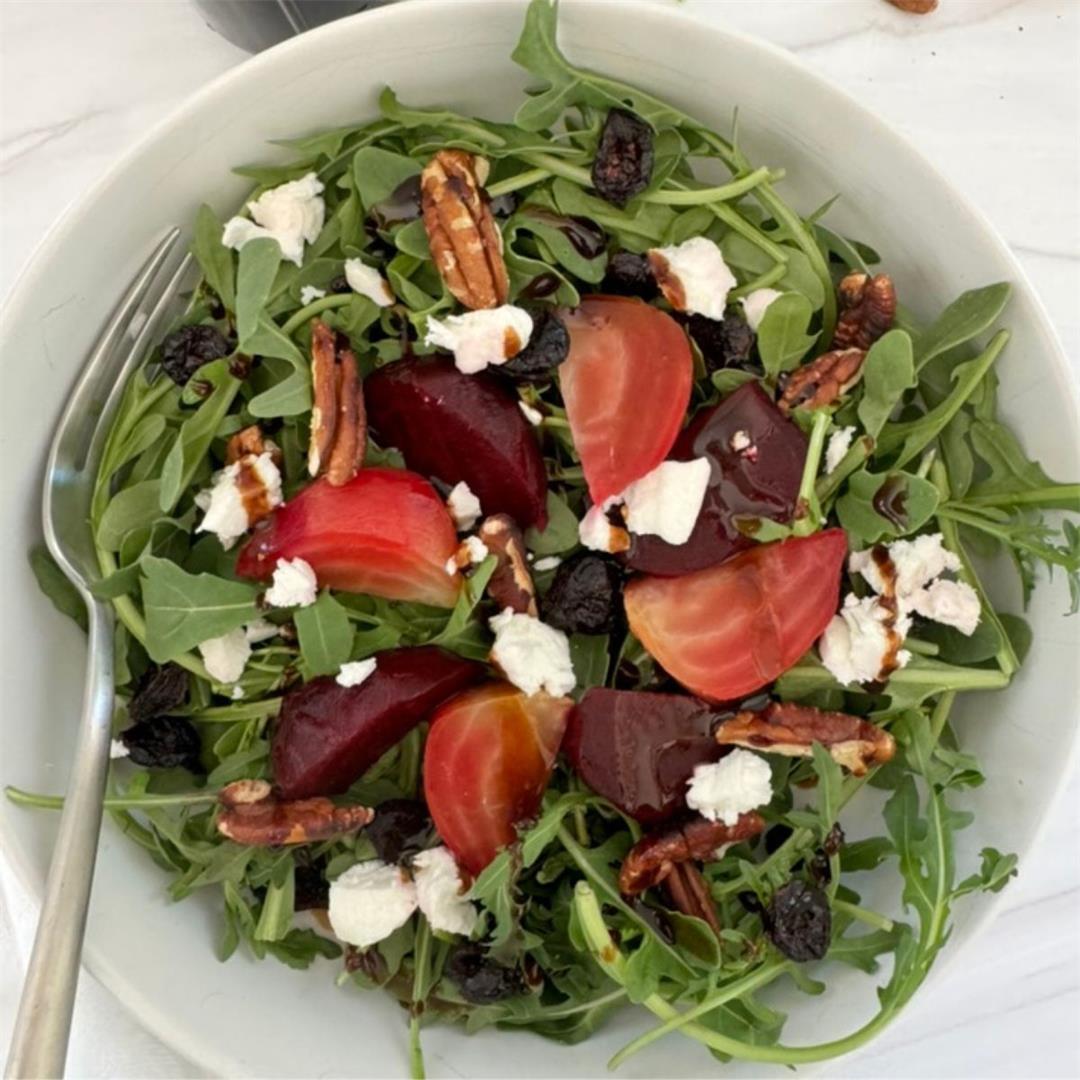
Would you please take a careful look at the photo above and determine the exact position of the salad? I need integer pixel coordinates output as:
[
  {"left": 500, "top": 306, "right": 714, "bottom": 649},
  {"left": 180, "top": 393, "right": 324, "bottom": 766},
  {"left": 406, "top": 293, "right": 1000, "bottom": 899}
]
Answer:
[{"left": 15, "top": 0, "right": 1080, "bottom": 1074}]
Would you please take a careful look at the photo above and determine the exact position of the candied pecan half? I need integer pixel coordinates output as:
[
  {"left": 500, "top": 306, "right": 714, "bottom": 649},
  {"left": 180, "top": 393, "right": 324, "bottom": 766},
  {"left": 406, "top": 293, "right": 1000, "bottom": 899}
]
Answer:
[
  {"left": 885, "top": 0, "right": 937, "bottom": 12},
  {"left": 714, "top": 701, "right": 896, "bottom": 776},
  {"left": 478, "top": 514, "right": 537, "bottom": 616},
  {"left": 308, "top": 320, "right": 338, "bottom": 477},
  {"left": 778, "top": 347, "right": 866, "bottom": 414},
  {"left": 325, "top": 346, "right": 366, "bottom": 486},
  {"left": 216, "top": 779, "right": 373, "bottom": 846},
  {"left": 421, "top": 150, "right": 509, "bottom": 310},
  {"left": 664, "top": 861, "right": 722, "bottom": 936},
  {"left": 832, "top": 272, "right": 896, "bottom": 352},
  {"left": 620, "top": 812, "right": 766, "bottom": 895}
]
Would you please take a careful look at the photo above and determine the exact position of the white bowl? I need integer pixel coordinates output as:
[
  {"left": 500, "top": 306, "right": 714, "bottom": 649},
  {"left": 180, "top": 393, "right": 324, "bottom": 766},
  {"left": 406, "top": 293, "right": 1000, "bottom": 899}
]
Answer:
[{"left": 2, "top": 1, "right": 1077, "bottom": 1076}]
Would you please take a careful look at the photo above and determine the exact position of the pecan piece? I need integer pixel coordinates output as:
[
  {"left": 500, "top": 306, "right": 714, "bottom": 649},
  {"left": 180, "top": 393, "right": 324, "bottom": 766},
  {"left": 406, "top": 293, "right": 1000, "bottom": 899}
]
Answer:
[
  {"left": 308, "top": 321, "right": 366, "bottom": 486},
  {"left": 778, "top": 347, "right": 866, "bottom": 414},
  {"left": 478, "top": 513, "right": 537, "bottom": 616},
  {"left": 325, "top": 346, "right": 366, "bottom": 486},
  {"left": 620, "top": 812, "right": 766, "bottom": 895},
  {"left": 833, "top": 272, "right": 897, "bottom": 351},
  {"left": 664, "top": 861, "right": 722, "bottom": 936},
  {"left": 884, "top": 0, "right": 937, "bottom": 12},
  {"left": 216, "top": 779, "right": 373, "bottom": 846},
  {"left": 308, "top": 319, "right": 338, "bottom": 477},
  {"left": 421, "top": 150, "right": 509, "bottom": 310},
  {"left": 226, "top": 425, "right": 283, "bottom": 468},
  {"left": 714, "top": 701, "right": 896, "bottom": 776}
]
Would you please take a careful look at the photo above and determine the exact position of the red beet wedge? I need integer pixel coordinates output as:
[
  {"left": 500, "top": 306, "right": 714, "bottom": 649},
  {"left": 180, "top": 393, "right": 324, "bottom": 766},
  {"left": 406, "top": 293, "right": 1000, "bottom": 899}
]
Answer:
[
  {"left": 561, "top": 296, "right": 692, "bottom": 505},
  {"left": 235, "top": 469, "right": 461, "bottom": 608},
  {"left": 424, "top": 683, "right": 572, "bottom": 874},
  {"left": 564, "top": 688, "right": 722, "bottom": 825},
  {"left": 273, "top": 646, "right": 481, "bottom": 799},
  {"left": 627, "top": 382, "right": 807, "bottom": 575},
  {"left": 365, "top": 356, "right": 548, "bottom": 529},
  {"left": 626, "top": 529, "right": 848, "bottom": 702}
]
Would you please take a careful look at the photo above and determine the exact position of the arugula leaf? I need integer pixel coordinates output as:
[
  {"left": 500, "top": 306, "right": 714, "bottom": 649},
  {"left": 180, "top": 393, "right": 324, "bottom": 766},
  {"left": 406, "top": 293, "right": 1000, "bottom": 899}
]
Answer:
[
  {"left": 246, "top": 317, "right": 312, "bottom": 418},
  {"left": 352, "top": 146, "right": 421, "bottom": 212},
  {"left": 431, "top": 557, "right": 497, "bottom": 650},
  {"left": 756, "top": 293, "right": 816, "bottom": 379},
  {"left": 569, "top": 633, "right": 609, "bottom": 691},
  {"left": 141, "top": 556, "right": 259, "bottom": 662},
  {"left": 836, "top": 469, "right": 940, "bottom": 543},
  {"left": 28, "top": 545, "right": 87, "bottom": 632},
  {"left": 965, "top": 420, "right": 1080, "bottom": 511},
  {"left": 856, "top": 330, "right": 916, "bottom": 439},
  {"left": 264, "top": 928, "right": 342, "bottom": 969},
  {"left": 525, "top": 492, "right": 580, "bottom": 555},
  {"left": 192, "top": 204, "right": 236, "bottom": 311},
  {"left": 295, "top": 590, "right": 354, "bottom": 677},
  {"left": 914, "top": 282, "right": 1010, "bottom": 371},
  {"left": 97, "top": 481, "right": 166, "bottom": 551},
  {"left": 235, "top": 238, "right": 283, "bottom": 347},
  {"left": 254, "top": 861, "right": 296, "bottom": 942}
]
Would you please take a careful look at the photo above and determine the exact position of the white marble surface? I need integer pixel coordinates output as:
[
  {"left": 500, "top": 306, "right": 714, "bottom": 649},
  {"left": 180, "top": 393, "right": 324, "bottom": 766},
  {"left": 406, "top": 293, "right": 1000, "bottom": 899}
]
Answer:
[{"left": 0, "top": 0, "right": 1077, "bottom": 1076}]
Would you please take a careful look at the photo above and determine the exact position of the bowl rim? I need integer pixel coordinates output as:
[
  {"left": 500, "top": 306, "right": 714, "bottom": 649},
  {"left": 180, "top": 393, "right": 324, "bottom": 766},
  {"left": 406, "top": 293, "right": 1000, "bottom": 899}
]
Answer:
[{"left": 2, "top": 0, "right": 1078, "bottom": 1075}]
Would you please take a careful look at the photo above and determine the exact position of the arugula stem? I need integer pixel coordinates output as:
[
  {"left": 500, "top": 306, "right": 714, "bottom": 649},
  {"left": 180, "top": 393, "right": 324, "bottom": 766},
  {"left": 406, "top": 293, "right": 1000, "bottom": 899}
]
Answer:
[
  {"left": 644, "top": 166, "right": 780, "bottom": 206},
  {"left": 937, "top": 506, "right": 1076, "bottom": 570},
  {"left": 929, "top": 690, "right": 956, "bottom": 743},
  {"left": 832, "top": 898, "right": 895, "bottom": 933},
  {"left": 902, "top": 637, "right": 940, "bottom": 657},
  {"left": 816, "top": 434, "right": 873, "bottom": 505},
  {"left": 729, "top": 260, "right": 787, "bottom": 299},
  {"left": 518, "top": 151, "right": 593, "bottom": 188},
  {"left": 706, "top": 201, "right": 790, "bottom": 265},
  {"left": 486, "top": 167, "right": 550, "bottom": 198},
  {"left": 409, "top": 917, "right": 432, "bottom": 1080},
  {"left": 280, "top": 294, "right": 354, "bottom": 338},
  {"left": 958, "top": 485, "right": 1080, "bottom": 512},
  {"left": 183, "top": 700, "right": 283, "bottom": 722},
  {"left": 5, "top": 786, "right": 218, "bottom": 811},
  {"left": 792, "top": 411, "right": 831, "bottom": 536}
]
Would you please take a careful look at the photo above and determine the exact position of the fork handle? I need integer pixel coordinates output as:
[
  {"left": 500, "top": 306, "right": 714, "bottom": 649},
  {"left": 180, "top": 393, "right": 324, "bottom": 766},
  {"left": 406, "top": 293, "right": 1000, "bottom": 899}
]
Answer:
[{"left": 6, "top": 601, "right": 116, "bottom": 1080}]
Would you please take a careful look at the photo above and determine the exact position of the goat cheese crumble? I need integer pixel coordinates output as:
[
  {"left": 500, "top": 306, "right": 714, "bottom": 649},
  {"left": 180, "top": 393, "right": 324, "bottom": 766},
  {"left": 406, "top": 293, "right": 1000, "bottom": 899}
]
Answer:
[
  {"left": 740, "top": 287, "right": 783, "bottom": 332},
  {"left": 264, "top": 557, "right": 318, "bottom": 609},
  {"left": 344, "top": 258, "right": 395, "bottom": 307},
  {"left": 686, "top": 750, "right": 773, "bottom": 826},
  {"left": 195, "top": 452, "right": 283, "bottom": 549},
  {"left": 621, "top": 458, "right": 712, "bottom": 546},
  {"left": 221, "top": 172, "right": 325, "bottom": 267},
  {"left": 824, "top": 426, "right": 856, "bottom": 474},
  {"left": 445, "top": 535, "right": 490, "bottom": 576},
  {"left": 819, "top": 594, "right": 912, "bottom": 687},
  {"left": 533, "top": 555, "right": 562, "bottom": 572},
  {"left": 336, "top": 658, "right": 378, "bottom": 688},
  {"left": 110, "top": 738, "right": 130, "bottom": 760},
  {"left": 518, "top": 400, "right": 543, "bottom": 426},
  {"left": 299, "top": 285, "right": 327, "bottom": 306},
  {"left": 489, "top": 608, "right": 576, "bottom": 697},
  {"left": 578, "top": 505, "right": 623, "bottom": 553},
  {"left": 198, "top": 627, "right": 252, "bottom": 685},
  {"left": 425, "top": 305, "right": 534, "bottom": 375},
  {"left": 328, "top": 861, "right": 418, "bottom": 949},
  {"left": 446, "top": 482, "right": 482, "bottom": 531},
  {"left": 412, "top": 847, "right": 478, "bottom": 936},
  {"left": 648, "top": 236, "right": 737, "bottom": 321}
]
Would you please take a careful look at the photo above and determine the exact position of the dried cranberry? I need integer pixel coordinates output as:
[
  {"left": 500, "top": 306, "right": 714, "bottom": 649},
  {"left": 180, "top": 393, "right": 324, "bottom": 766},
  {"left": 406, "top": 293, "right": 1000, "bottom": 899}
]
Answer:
[
  {"left": 602, "top": 251, "right": 654, "bottom": 297},
  {"left": 822, "top": 822, "right": 845, "bottom": 857},
  {"left": 591, "top": 108, "right": 654, "bottom": 208},
  {"left": 119, "top": 716, "right": 202, "bottom": 771},
  {"left": 444, "top": 944, "right": 525, "bottom": 1004},
  {"left": 682, "top": 313, "right": 756, "bottom": 372},
  {"left": 767, "top": 880, "right": 831, "bottom": 962},
  {"left": 364, "top": 799, "right": 432, "bottom": 864},
  {"left": 160, "top": 325, "right": 231, "bottom": 386},
  {"left": 294, "top": 864, "right": 329, "bottom": 911},
  {"left": 764, "top": 824, "right": 794, "bottom": 855},
  {"left": 127, "top": 663, "right": 189, "bottom": 725},
  {"left": 542, "top": 553, "right": 623, "bottom": 635},
  {"left": 498, "top": 308, "right": 570, "bottom": 382},
  {"left": 329, "top": 275, "right": 351, "bottom": 295}
]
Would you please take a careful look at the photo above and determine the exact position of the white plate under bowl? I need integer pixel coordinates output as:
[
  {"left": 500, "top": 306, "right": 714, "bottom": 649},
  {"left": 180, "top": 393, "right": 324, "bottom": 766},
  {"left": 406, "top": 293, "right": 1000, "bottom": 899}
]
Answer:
[{"left": 1, "top": 1, "right": 1077, "bottom": 1076}]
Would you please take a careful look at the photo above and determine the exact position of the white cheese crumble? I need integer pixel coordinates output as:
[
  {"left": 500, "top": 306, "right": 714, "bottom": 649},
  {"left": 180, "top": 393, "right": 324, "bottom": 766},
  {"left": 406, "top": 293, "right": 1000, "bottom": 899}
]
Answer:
[
  {"left": 265, "top": 557, "right": 318, "bottom": 609},
  {"left": 221, "top": 172, "right": 325, "bottom": 267},
  {"left": 344, "top": 258, "right": 395, "bottom": 307},
  {"left": 110, "top": 738, "right": 130, "bottom": 760},
  {"left": 199, "top": 627, "right": 252, "bottom": 685},
  {"left": 908, "top": 578, "right": 981, "bottom": 636},
  {"left": 649, "top": 236, "right": 737, "bottom": 321},
  {"left": 245, "top": 618, "right": 279, "bottom": 644},
  {"left": 729, "top": 429, "right": 752, "bottom": 453},
  {"left": 195, "top": 452, "right": 283, "bottom": 549},
  {"left": 336, "top": 658, "right": 378, "bottom": 689},
  {"left": 445, "top": 535, "right": 489, "bottom": 576},
  {"left": 412, "top": 847, "right": 478, "bottom": 937},
  {"left": 230, "top": 686, "right": 246, "bottom": 701},
  {"left": 489, "top": 608, "right": 576, "bottom": 697},
  {"left": 533, "top": 556, "right": 562, "bottom": 572},
  {"left": 328, "top": 861, "right": 418, "bottom": 949},
  {"left": 518, "top": 400, "right": 543, "bottom": 426},
  {"left": 446, "top": 481, "right": 482, "bottom": 531},
  {"left": 299, "top": 285, "right": 327, "bottom": 305},
  {"left": 685, "top": 750, "right": 773, "bottom": 826},
  {"left": 579, "top": 504, "right": 620, "bottom": 553},
  {"left": 825, "top": 426, "right": 856, "bottom": 474},
  {"left": 819, "top": 594, "right": 912, "bottom": 686},
  {"left": 622, "top": 458, "right": 711, "bottom": 546},
  {"left": 740, "top": 288, "right": 783, "bottom": 332},
  {"left": 425, "top": 305, "right": 534, "bottom": 375}
]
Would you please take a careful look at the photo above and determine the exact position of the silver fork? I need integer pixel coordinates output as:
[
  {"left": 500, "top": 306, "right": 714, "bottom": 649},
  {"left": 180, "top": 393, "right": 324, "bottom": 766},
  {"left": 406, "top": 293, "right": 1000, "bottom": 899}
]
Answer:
[{"left": 6, "top": 229, "right": 193, "bottom": 1080}]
